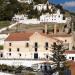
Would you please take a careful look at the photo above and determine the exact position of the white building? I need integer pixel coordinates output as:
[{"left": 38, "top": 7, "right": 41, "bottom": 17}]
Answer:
[
  {"left": 12, "top": 14, "right": 40, "bottom": 24},
  {"left": 33, "top": 4, "right": 52, "bottom": 11},
  {"left": 17, "top": 0, "right": 33, "bottom": 4},
  {"left": 12, "top": 9, "right": 68, "bottom": 24},
  {"left": 40, "top": 9, "right": 67, "bottom": 23},
  {"left": 33, "top": 1, "right": 53, "bottom": 12},
  {"left": 12, "top": 14, "right": 27, "bottom": 22},
  {"left": 0, "top": 34, "right": 9, "bottom": 45},
  {"left": 64, "top": 50, "right": 75, "bottom": 61},
  {"left": 0, "top": 31, "right": 73, "bottom": 59}
]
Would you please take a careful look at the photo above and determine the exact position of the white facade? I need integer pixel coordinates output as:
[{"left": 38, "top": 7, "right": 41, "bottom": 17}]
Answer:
[
  {"left": 19, "top": 19, "right": 40, "bottom": 24},
  {"left": 12, "top": 14, "right": 27, "bottom": 22},
  {"left": 1, "top": 32, "right": 73, "bottom": 60},
  {"left": 17, "top": 0, "right": 33, "bottom": 4},
  {"left": 34, "top": 4, "right": 47, "bottom": 11},
  {"left": 40, "top": 9, "right": 67, "bottom": 23},
  {"left": 0, "top": 34, "right": 9, "bottom": 45},
  {"left": 64, "top": 51, "right": 75, "bottom": 61},
  {"left": 12, "top": 14, "right": 40, "bottom": 24},
  {"left": 12, "top": 10, "right": 68, "bottom": 24},
  {"left": 33, "top": 3, "right": 52, "bottom": 11}
]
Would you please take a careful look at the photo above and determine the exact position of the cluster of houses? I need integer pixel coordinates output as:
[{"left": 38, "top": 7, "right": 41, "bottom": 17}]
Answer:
[
  {"left": 0, "top": 0, "right": 74, "bottom": 69},
  {"left": 12, "top": 9, "right": 68, "bottom": 24},
  {"left": 12, "top": 1, "right": 70, "bottom": 24}
]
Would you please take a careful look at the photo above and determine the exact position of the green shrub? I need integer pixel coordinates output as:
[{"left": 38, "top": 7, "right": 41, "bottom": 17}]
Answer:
[{"left": 0, "top": 45, "right": 3, "bottom": 50}]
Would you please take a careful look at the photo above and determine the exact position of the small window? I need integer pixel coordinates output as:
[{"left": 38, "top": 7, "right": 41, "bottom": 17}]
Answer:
[
  {"left": 45, "top": 42, "right": 48, "bottom": 47},
  {"left": 9, "top": 53, "right": 11, "bottom": 56},
  {"left": 63, "top": 17, "right": 65, "bottom": 20},
  {"left": 69, "top": 57, "right": 71, "bottom": 59},
  {"left": 72, "top": 57, "right": 74, "bottom": 60},
  {"left": 17, "top": 48, "right": 20, "bottom": 52},
  {"left": 0, "top": 53, "right": 3, "bottom": 57},
  {"left": 35, "top": 48, "right": 37, "bottom": 52},
  {"left": 58, "top": 15, "right": 60, "bottom": 17},
  {"left": 9, "top": 43, "right": 11, "bottom": 46},
  {"left": 26, "top": 43, "right": 29, "bottom": 47},
  {"left": 35, "top": 42, "right": 38, "bottom": 47},
  {"left": 46, "top": 48, "right": 48, "bottom": 50},
  {"left": 46, "top": 55, "right": 48, "bottom": 59},
  {"left": 45, "top": 42, "right": 48, "bottom": 50},
  {"left": 9, "top": 48, "right": 11, "bottom": 52},
  {"left": 65, "top": 40, "right": 67, "bottom": 42},
  {"left": 19, "top": 53, "right": 21, "bottom": 56}
]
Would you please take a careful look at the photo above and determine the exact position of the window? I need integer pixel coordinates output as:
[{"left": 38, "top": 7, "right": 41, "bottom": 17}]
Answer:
[
  {"left": 35, "top": 48, "right": 37, "bottom": 52},
  {"left": 58, "top": 15, "right": 60, "bottom": 17},
  {"left": 69, "top": 57, "right": 71, "bottom": 59},
  {"left": 46, "top": 48, "right": 48, "bottom": 50},
  {"left": 26, "top": 43, "right": 29, "bottom": 47},
  {"left": 72, "top": 57, "right": 74, "bottom": 60},
  {"left": 63, "top": 17, "right": 65, "bottom": 20},
  {"left": 9, "top": 48, "right": 11, "bottom": 52},
  {"left": 17, "top": 48, "right": 20, "bottom": 52},
  {"left": 35, "top": 42, "right": 38, "bottom": 48},
  {"left": 45, "top": 42, "right": 48, "bottom": 50},
  {"left": 34, "top": 53, "right": 38, "bottom": 59},
  {"left": 19, "top": 53, "right": 21, "bottom": 57},
  {"left": 46, "top": 55, "right": 48, "bottom": 59},
  {"left": 65, "top": 40, "right": 67, "bottom": 42},
  {"left": 0, "top": 53, "right": 3, "bottom": 57},
  {"left": 9, "top": 53, "right": 11, "bottom": 56},
  {"left": 9, "top": 43, "right": 11, "bottom": 46}
]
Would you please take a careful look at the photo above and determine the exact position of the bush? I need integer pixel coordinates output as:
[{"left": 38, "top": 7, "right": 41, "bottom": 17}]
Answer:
[
  {"left": 0, "top": 45, "right": 3, "bottom": 50},
  {"left": 25, "top": 67, "right": 33, "bottom": 71}
]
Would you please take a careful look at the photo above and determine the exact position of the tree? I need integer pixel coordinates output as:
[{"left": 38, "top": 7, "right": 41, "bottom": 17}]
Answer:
[
  {"left": 51, "top": 42, "right": 66, "bottom": 75},
  {"left": 0, "top": 0, "right": 22, "bottom": 20}
]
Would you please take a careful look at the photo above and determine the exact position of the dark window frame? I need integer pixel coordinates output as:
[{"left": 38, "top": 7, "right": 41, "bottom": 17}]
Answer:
[
  {"left": 17, "top": 48, "right": 20, "bottom": 52},
  {"left": 26, "top": 43, "right": 29, "bottom": 47},
  {"left": 9, "top": 53, "right": 11, "bottom": 56},
  {"left": 35, "top": 42, "right": 38, "bottom": 48},
  {"left": 9, "top": 43, "right": 11, "bottom": 46},
  {"left": 9, "top": 48, "right": 11, "bottom": 52},
  {"left": 45, "top": 42, "right": 48, "bottom": 50}
]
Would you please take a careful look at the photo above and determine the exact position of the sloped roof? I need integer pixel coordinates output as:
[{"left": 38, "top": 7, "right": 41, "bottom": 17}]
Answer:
[
  {"left": 64, "top": 50, "right": 75, "bottom": 54},
  {"left": 5, "top": 31, "right": 71, "bottom": 41},
  {"left": 5, "top": 32, "right": 33, "bottom": 41}
]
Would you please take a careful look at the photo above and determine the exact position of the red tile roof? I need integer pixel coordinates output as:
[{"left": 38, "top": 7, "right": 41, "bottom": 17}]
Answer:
[
  {"left": 5, "top": 31, "right": 71, "bottom": 41},
  {"left": 5, "top": 32, "right": 33, "bottom": 41},
  {"left": 64, "top": 51, "right": 75, "bottom": 54}
]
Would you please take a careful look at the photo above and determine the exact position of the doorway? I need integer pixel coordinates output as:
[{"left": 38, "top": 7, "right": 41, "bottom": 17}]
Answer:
[
  {"left": 72, "top": 57, "right": 74, "bottom": 60},
  {"left": 34, "top": 53, "right": 38, "bottom": 59}
]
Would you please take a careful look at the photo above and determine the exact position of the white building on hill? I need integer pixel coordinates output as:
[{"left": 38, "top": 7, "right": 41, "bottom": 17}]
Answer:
[
  {"left": 33, "top": 4, "right": 52, "bottom": 11},
  {"left": 40, "top": 9, "right": 67, "bottom": 23},
  {"left": 33, "top": 1, "right": 53, "bottom": 12},
  {"left": 17, "top": 0, "right": 33, "bottom": 4},
  {"left": 12, "top": 9, "right": 68, "bottom": 24}
]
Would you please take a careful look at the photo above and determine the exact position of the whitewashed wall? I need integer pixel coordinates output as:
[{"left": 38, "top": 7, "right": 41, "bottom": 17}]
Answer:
[
  {"left": 0, "top": 34, "right": 9, "bottom": 45},
  {"left": 0, "top": 59, "right": 52, "bottom": 67}
]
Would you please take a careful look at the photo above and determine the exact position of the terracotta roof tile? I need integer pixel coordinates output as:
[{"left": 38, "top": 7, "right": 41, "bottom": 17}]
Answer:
[
  {"left": 5, "top": 32, "right": 33, "bottom": 41},
  {"left": 5, "top": 32, "right": 71, "bottom": 41},
  {"left": 64, "top": 51, "right": 75, "bottom": 54}
]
